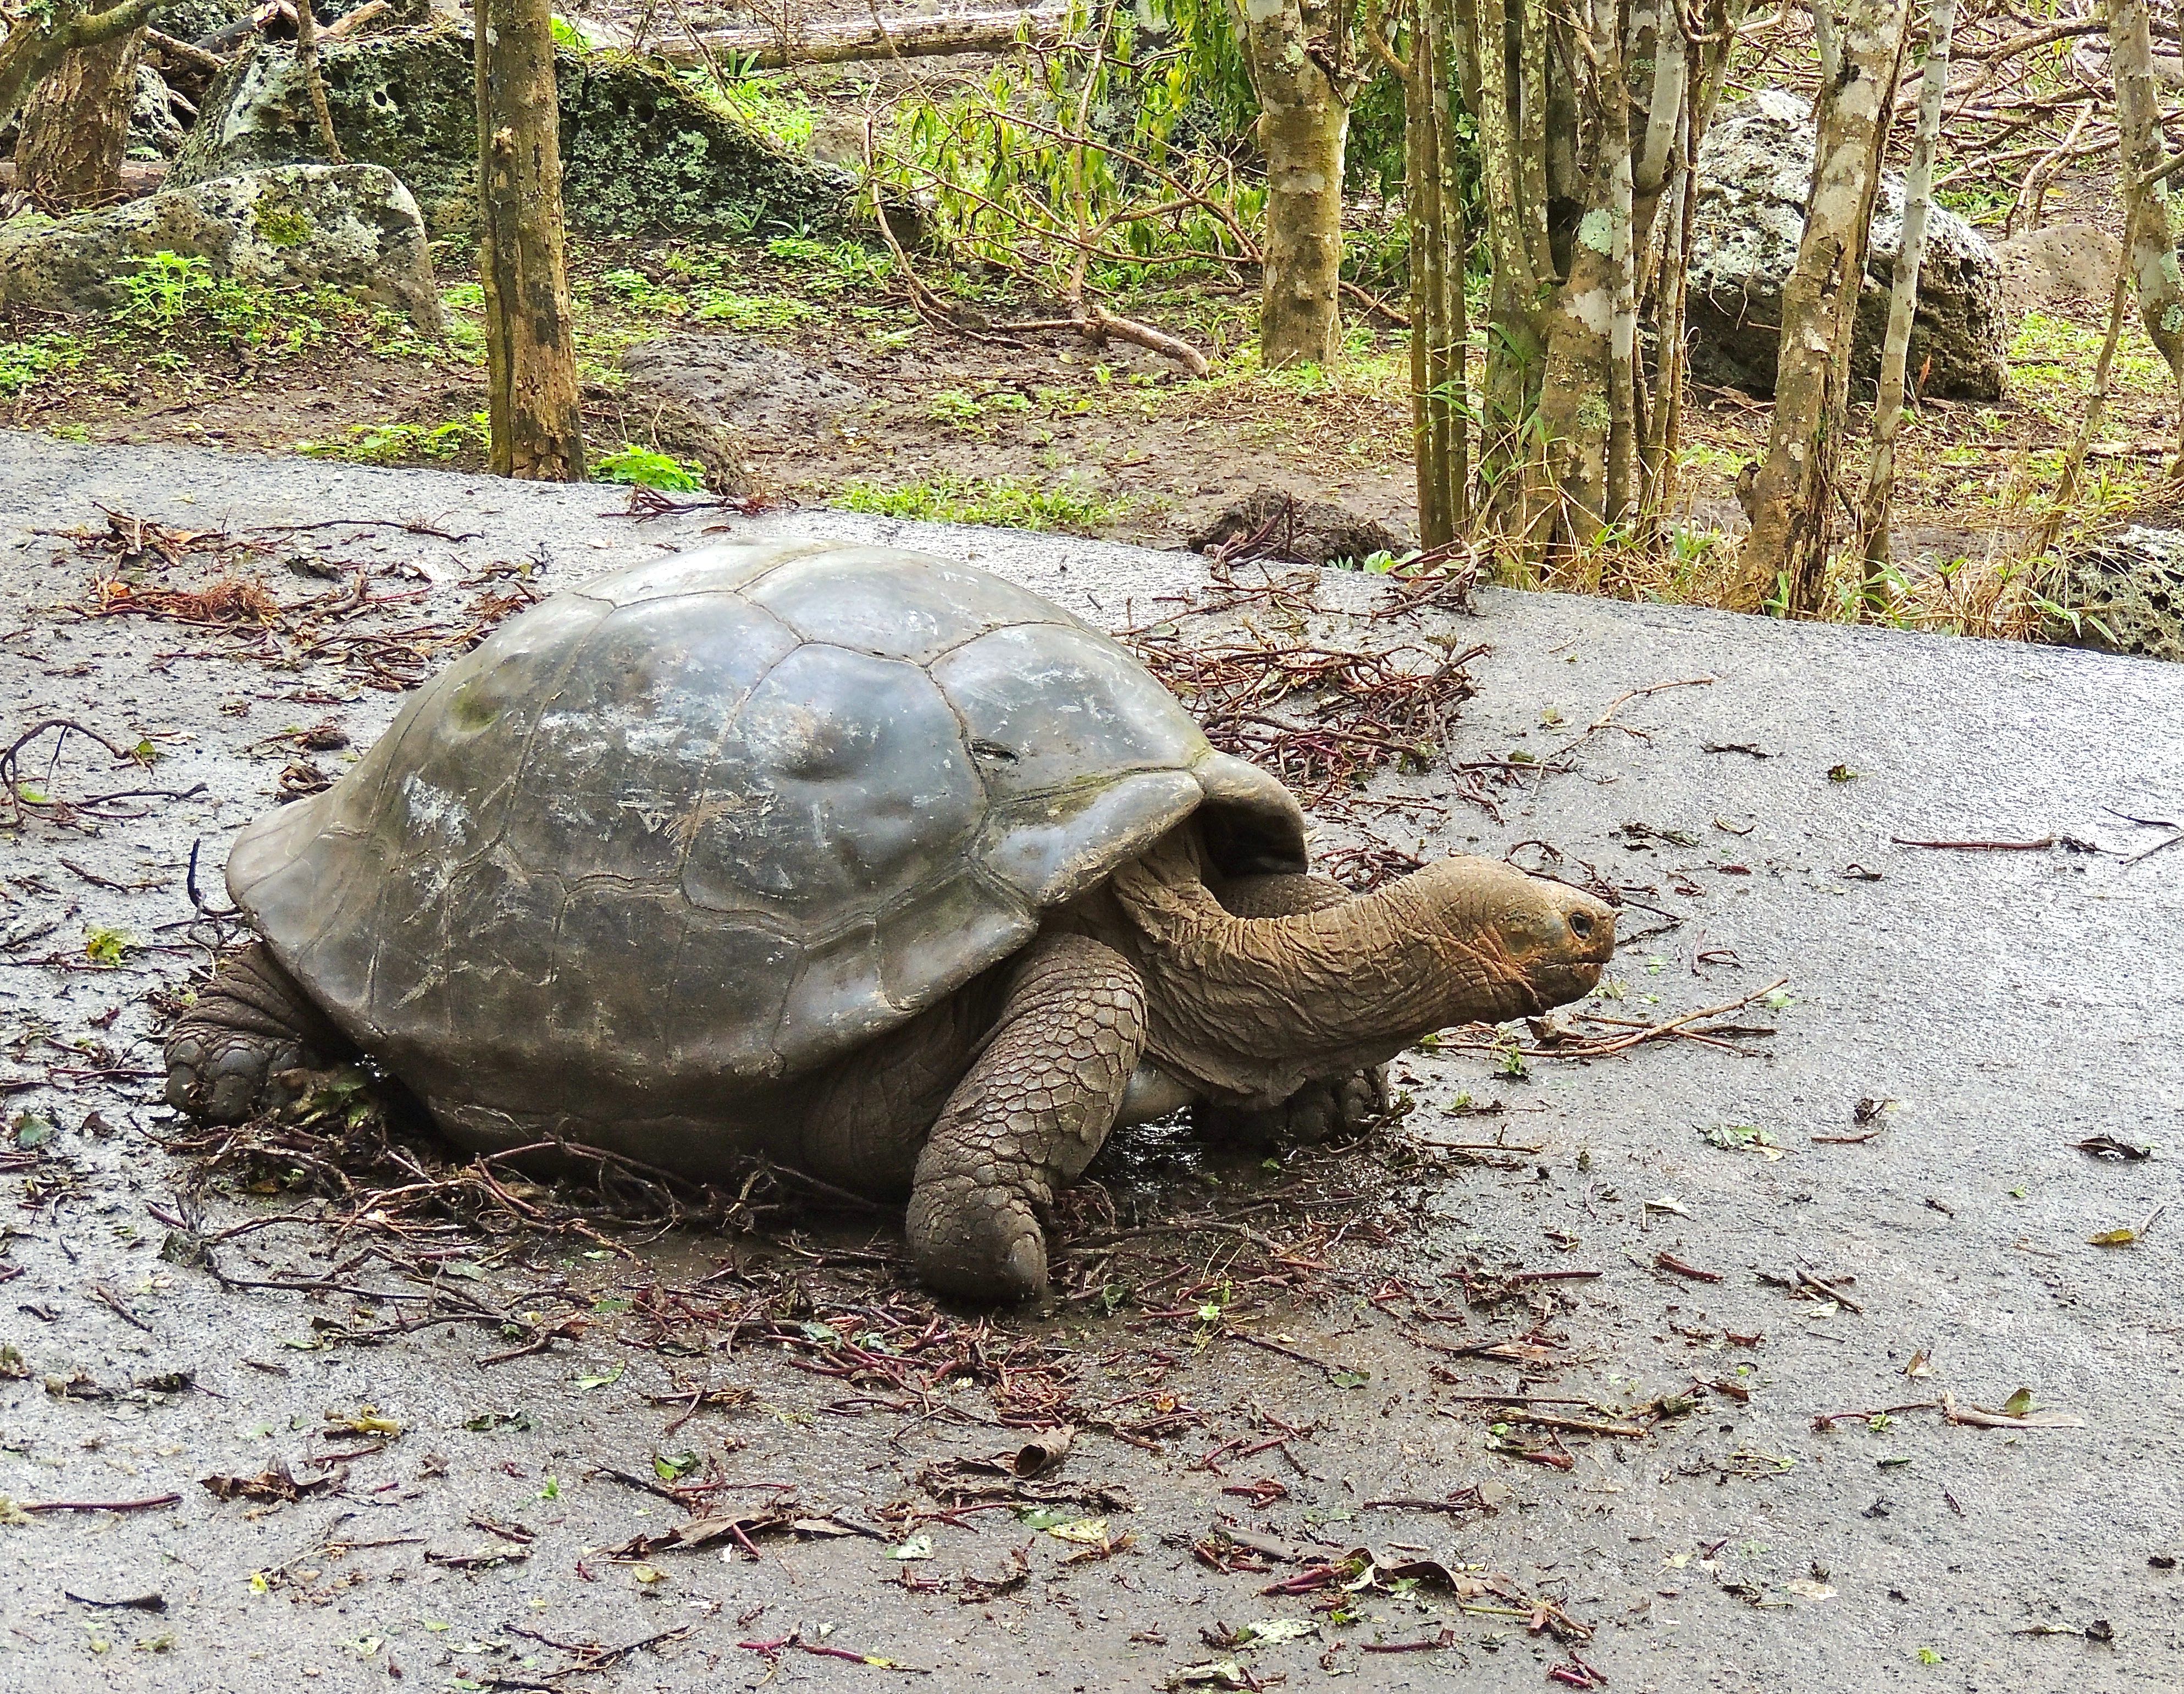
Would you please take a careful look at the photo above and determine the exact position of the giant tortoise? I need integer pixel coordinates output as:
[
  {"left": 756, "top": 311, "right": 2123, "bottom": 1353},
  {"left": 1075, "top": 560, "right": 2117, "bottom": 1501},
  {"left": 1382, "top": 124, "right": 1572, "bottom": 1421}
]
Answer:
[{"left": 165, "top": 539, "right": 1616, "bottom": 1300}]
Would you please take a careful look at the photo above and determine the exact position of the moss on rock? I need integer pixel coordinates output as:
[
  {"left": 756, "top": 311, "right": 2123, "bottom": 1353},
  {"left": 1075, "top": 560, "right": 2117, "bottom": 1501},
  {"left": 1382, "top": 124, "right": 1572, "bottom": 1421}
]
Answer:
[{"left": 169, "top": 27, "right": 859, "bottom": 239}]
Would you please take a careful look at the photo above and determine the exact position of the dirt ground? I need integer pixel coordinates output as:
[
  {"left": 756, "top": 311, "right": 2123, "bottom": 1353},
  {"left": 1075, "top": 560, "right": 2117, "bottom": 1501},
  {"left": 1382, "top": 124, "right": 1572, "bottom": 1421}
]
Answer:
[{"left": 2, "top": 434, "right": 2180, "bottom": 1692}]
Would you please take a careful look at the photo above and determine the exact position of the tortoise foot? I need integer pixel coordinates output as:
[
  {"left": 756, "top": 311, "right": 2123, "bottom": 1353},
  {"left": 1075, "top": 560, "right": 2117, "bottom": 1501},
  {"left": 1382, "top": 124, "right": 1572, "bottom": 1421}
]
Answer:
[
  {"left": 904, "top": 1171, "right": 1051, "bottom": 1304},
  {"left": 1195, "top": 1067, "right": 1390, "bottom": 1150},
  {"left": 164, "top": 942, "right": 338, "bottom": 1124}
]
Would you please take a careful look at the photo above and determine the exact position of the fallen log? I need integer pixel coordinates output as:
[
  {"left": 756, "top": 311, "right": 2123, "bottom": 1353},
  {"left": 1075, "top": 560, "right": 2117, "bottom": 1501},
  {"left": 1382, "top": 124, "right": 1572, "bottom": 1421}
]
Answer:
[{"left": 654, "top": 4, "right": 1071, "bottom": 70}]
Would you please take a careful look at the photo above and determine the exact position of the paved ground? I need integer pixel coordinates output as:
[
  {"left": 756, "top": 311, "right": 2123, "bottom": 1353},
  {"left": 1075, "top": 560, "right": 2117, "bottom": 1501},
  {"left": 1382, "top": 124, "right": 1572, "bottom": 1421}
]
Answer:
[{"left": 1, "top": 434, "right": 2179, "bottom": 1693}]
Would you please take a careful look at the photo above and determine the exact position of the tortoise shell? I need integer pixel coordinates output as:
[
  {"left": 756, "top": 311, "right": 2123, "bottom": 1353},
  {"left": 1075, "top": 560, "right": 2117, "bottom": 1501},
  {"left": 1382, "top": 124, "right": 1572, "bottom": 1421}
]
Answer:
[{"left": 226, "top": 538, "right": 1307, "bottom": 1130}]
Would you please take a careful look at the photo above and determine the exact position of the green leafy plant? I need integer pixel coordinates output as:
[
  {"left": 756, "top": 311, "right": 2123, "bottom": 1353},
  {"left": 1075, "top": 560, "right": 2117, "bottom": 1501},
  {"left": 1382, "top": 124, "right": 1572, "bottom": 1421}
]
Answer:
[
  {"left": 593, "top": 443, "right": 706, "bottom": 492},
  {"left": 691, "top": 287, "right": 819, "bottom": 330},
  {"left": 0, "top": 333, "right": 84, "bottom": 397},
  {"left": 599, "top": 268, "right": 689, "bottom": 316},
  {"left": 925, "top": 387, "right": 1032, "bottom": 432},
  {"left": 111, "top": 251, "right": 352, "bottom": 355},
  {"left": 865, "top": 0, "right": 1267, "bottom": 326},
  {"left": 84, "top": 926, "right": 133, "bottom": 967},
  {"left": 764, "top": 235, "right": 893, "bottom": 293}
]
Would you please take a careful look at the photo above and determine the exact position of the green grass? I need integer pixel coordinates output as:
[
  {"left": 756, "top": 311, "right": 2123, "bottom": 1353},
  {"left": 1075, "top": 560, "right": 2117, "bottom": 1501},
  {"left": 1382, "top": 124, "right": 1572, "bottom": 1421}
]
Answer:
[
  {"left": 2009, "top": 309, "right": 2166, "bottom": 423},
  {"left": 300, "top": 412, "right": 489, "bottom": 465},
  {"left": 599, "top": 268, "right": 690, "bottom": 316},
  {"left": 835, "top": 474, "right": 1134, "bottom": 533},
  {"left": 764, "top": 235, "right": 892, "bottom": 294},
  {"left": 690, "top": 286, "right": 820, "bottom": 330},
  {"left": 925, "top": 387, "right": 1032, "bottom": 432},
  {"left": 699, "top": 71, "right": 818, "bottom": 153}
]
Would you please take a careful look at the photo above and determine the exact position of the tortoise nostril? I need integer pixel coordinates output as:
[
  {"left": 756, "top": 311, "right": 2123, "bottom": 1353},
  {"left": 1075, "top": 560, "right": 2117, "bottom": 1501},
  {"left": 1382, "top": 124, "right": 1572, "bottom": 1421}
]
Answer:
[{"left": 1569, "top": 911, "right": 1594, "bottom": 940}]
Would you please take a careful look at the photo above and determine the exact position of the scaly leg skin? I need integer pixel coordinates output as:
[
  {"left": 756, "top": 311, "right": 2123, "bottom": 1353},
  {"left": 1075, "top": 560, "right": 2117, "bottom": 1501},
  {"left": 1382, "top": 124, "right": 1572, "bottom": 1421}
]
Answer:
[
  {"left": 905, "top": 934, "right": 1146, "bottom": 1303},
  {"left": 164, "top": 941, "right": 348, "bottom": 1124},
  {"left": 1197, "top": 871, "right": 1389, "bottom": 1148}
]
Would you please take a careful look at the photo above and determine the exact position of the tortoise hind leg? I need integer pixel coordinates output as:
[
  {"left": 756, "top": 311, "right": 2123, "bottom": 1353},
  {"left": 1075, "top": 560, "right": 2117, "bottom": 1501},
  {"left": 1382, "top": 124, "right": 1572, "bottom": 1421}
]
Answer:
[
  {"left": 905, "top": 934, "right": 1146, "bottom": 1303},
  {"left": 164, "top": 941, "right": 351, "bottom": 1124}
]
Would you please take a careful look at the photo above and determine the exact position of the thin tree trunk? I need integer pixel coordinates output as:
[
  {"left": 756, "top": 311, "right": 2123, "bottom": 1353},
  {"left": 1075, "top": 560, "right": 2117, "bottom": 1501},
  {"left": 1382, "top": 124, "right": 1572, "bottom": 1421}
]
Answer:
[
  {"left": 475, "top": 0, "right": 585, "bottom": 481},
  {"left": 1235, "top": 0, "right": 1351, "bottom": 369},
  {"left": 2030, "top": 238, "right": 2134, "bottom": 565},
  {"left": 1740, "top": 0, "right": 1911, "bottom": 614},
  {"left": 0, "top": 0, "right": 159, "bottom": 137},
  {"left": 1813, "top": 0, "right": 1839, "bottom": 84},
  {"left": 1856, "top": 0, "right": 1955, "bottom": 604},
  {"left": 293, "top": 0, "right": 345, "bottom": 163},
  {"left": 1534, "top": 0, "right": 1636, "bottom": 533},
  {"left": 2109, "top": 0, "right": 2184, "bottom": 464},
  {"left": 16, "top": 23, "right": 143, "bottom": 212},
  {"left": 1463, "top": 0, "right": 1551, "bottom": 522},
  {"left": 1438, "top": 0, "right": 1471, "bottom": 529},
  {"left": 1381, "top": 0, "right": 1466, "bottom": 546}
]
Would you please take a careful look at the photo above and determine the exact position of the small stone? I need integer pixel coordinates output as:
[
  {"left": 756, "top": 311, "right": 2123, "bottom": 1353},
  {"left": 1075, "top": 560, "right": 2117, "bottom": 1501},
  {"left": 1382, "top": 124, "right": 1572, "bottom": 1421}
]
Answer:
[{"left": 1184, "top": 488, "right": 1409, "bottom": 569}]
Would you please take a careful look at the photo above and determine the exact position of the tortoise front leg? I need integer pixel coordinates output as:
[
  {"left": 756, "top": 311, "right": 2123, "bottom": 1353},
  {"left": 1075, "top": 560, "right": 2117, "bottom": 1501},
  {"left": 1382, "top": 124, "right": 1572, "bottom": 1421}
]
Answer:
[
  {"left": 164, "top": 941, "right": 350, "bottom": 1124},
  {"left": 905, "top": 934, "right": 1146, "bottom": 1303}
]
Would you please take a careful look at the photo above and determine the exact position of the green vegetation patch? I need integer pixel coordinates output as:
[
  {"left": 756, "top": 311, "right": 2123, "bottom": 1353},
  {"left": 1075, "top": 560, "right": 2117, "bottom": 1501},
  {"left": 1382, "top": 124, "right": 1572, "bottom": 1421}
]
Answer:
[
  {"left": 690, "top": 288, "right": 820, "bottom": 330},
  {"left": 110, "top": 252, "right": 355, "bottom": 357},
  {"left": 301, "top": 412, "right": 489, "bottom": 466},
  {"left": 836, "top": 474, "right": 1133, "bottom": 533},
  {"left": 593, "top": 443, "right": 705, "bottom": 492},
  {"left": 0, "top": 333, "right": 85, "bottom": 398}
]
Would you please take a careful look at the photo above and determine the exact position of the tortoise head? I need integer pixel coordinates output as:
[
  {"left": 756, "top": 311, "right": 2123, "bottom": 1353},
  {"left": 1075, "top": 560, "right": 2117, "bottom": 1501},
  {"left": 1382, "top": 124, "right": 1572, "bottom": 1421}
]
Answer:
[{"left": 1389, "top": 856, "right": 1618, "bottom": 1028}]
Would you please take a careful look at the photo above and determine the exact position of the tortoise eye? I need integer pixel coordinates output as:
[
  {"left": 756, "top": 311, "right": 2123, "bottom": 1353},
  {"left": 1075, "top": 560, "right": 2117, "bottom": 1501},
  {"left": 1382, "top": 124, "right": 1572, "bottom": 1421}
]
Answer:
[{"left": 1568, "top": 911, "right": 1594, "bottom": 940}]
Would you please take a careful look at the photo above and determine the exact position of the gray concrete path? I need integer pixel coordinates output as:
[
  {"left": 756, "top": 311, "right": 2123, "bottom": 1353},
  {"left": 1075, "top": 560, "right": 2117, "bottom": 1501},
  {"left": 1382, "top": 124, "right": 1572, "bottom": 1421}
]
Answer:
[{"left": 0, "top": 435, "right": 2179, "bottom": 1693}]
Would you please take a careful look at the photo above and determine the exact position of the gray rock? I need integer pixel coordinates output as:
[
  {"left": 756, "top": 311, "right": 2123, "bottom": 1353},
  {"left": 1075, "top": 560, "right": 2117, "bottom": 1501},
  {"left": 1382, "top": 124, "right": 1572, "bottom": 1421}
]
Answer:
[
  {"left": 1992, "top": 221, "right": 2122, "bottom": 316},
  {"left": 1688, "top": 90, "right": 2008, "bottom": 401},
  {"left": 162, "top": 0, "right": 250, "bottom": 43},
  {"left": 129, "top": 64, "right": 187, "bottom": 161},
  {"left": 621, "top": 335, "right": 869, "bottom": 440},
  {"left": 2060, "top": 525, "right": 2184, "bottom": 663},
  {"left": 0, "top": 163, "right": 442, "bottom": 332},
  {"left": 171, "top": 26, "right": 860, "bottom": 238}
]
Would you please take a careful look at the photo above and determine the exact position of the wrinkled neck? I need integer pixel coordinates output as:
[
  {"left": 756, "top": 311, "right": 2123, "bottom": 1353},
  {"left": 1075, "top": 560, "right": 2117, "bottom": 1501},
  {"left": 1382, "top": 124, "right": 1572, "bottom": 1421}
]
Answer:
[{"left": 1102, "top": 848, "right": 1510, "bottom": 1092}]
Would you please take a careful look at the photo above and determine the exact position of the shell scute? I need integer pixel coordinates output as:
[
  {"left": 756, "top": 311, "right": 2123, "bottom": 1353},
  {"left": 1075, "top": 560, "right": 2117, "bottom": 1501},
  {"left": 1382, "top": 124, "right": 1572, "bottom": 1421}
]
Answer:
[
  {"left": 743, "top": 545, "right": 1062, "bottom": 662},
  {"left": 930, "top": 622, "right": 1205, "bottom": 799},
  {"left": 683, "top": 642, "right": 985, "bottom": 923}
]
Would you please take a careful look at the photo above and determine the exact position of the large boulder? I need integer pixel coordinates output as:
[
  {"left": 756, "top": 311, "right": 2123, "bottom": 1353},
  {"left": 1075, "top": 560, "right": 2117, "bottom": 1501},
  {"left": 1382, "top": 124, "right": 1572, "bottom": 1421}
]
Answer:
[
  {"left": 1688, "top": 90, "right": 2008, "bottom": 401},
  {"left": 2058, "top": 526, "right": 2184, "bottom": 663},
  {"left": 169, "top": 26, "right": 859, "bottom": 238},
  {"left": 1992, "top": 221, "right": 2122, "bottom": 316},
  {"left": 0, "top": 163, "right": 442, "bottom": 331}
]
